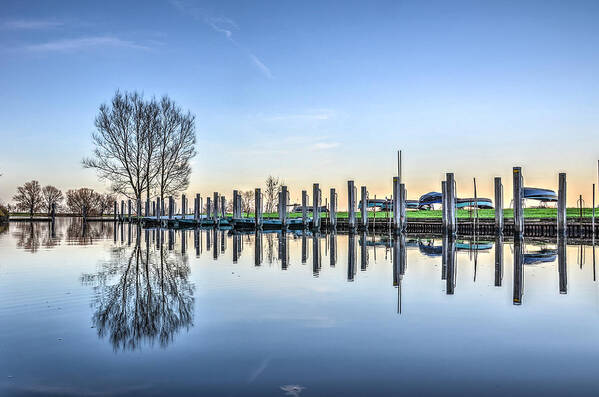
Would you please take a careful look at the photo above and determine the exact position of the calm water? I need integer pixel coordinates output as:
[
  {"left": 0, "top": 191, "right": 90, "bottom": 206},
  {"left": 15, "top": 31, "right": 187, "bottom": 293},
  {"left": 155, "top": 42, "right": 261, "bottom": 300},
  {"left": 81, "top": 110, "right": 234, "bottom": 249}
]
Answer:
[{"left": 1, "top": 219, "right": 599, "bottom": 396}]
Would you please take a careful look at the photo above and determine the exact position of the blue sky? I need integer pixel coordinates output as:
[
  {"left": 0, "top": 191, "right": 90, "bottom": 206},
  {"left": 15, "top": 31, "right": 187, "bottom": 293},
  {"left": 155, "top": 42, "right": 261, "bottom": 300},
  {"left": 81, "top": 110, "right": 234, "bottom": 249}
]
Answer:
[{"left": 1, "top": 0, "right": 599, "bottom": 206}]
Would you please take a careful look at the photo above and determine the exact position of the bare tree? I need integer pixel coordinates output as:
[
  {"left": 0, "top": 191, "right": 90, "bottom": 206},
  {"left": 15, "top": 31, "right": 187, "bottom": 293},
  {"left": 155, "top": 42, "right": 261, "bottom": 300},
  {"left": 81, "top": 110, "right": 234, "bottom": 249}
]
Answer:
[
  {"left": 264, "top": 175, "right": 280, "bottom": 213},
  {"left": 154, "top": 96, "right": 197, "bottom": 202},
  {"left": 241, "top": 190, "right": 254, "bottom": 217},
  {"left": 66, "top": 188, "right": 102, "bottom": 216},
  {"left": 98, "top": 193, "right": 117, "bottom": 216},
  {"left": 42, "top": 185, "right": 64, "bottom": 214},
  {"left": 83, "top": 91, "right": 154, "bottom": 200},
  {"left": 13, "top": 180, "right": 44, "bottom": 218}
]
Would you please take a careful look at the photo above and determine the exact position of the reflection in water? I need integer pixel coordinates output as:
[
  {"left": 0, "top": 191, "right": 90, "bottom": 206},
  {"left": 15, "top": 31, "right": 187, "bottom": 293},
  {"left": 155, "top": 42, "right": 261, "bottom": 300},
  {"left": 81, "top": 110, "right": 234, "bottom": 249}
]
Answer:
[
  {"left": 494, "top": 234, "right": 503, "bottom": 287},
  {"left": 279, "top": 232, "right": 289, "bottom": 269},
  {"left": 347, "top": 233, "right": 356, "bottom": 281},
  {"left": 443, "top": 235, "right": 456, "bottom": 295},
  {"left": 513, "top": 238, "right": 524, "bottom": 305},
  {"left": 329, "top": 231, "right": 337, "bottom": 267},
  {"left": 254, "top": 231, "right": 263, "bottom": 266},
  {"left": 558, "top": 235, "right": 567, "bottom": 294},
  {"left": 81, "top": 228, "right": 194, "bottom": 351},
  {"left": 312, "top": 234, "right": 321, "bottom": 275},
  {"left": 360, "top": 231, "right": 368, "bottom": 271}
]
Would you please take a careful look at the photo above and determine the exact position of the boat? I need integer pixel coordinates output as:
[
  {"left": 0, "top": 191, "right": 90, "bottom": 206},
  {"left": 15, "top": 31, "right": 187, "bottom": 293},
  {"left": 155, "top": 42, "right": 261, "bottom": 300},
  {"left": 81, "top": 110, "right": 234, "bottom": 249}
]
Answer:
[
  {"left": 456, "top": 198, "right": 493, "bottom": 209},
  {"left": 523, "top": 187, "right": 558, "bottom": 202},
  {"left": 523, "top": 248, "right": 557, "bottom": 264}
]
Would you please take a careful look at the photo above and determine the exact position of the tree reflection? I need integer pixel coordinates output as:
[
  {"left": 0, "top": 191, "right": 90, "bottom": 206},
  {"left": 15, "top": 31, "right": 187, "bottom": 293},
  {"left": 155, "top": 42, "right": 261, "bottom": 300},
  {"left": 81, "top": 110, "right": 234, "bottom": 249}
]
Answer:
[
  {"left": 12, "top": 222, "right": 42, "bottom": 252},
  {"left": 81, "top": 232, "right": 194, "bottom": 351},
  {"left": 66, "top": 218, "right": 114, "bottom": 245}
]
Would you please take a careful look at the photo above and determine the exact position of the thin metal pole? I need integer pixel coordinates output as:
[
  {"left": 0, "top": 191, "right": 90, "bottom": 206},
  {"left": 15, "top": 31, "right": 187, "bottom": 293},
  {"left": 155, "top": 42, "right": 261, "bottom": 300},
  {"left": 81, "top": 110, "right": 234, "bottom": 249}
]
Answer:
[{"left": 593, "top": 183, "right": 596, "bottom": 236}]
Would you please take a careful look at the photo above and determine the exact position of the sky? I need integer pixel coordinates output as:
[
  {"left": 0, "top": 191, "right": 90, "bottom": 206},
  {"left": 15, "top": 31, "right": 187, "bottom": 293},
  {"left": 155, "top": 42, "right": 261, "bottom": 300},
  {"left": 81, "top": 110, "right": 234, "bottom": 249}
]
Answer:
[{"left": 1, "top": 0, "right": 599, "bottom": 208}]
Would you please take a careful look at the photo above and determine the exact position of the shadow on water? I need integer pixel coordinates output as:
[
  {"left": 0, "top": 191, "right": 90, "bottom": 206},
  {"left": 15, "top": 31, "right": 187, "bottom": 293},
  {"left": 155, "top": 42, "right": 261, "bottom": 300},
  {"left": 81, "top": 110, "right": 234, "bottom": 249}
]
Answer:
[{"left": 80, "top": 227, "right": 195, "bottom": 352}]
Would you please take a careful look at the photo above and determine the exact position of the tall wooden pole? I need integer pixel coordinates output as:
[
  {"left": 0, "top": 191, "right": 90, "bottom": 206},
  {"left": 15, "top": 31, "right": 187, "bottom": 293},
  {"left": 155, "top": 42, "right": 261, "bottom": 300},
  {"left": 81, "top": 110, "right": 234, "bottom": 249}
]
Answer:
[
  {"left": 513, "top": 167, "right": 523, "bottom": 236},
  {"left": 330, "top": 188, "right": 337, "bottom": 229},
  {"left": 494, "top": 177, "right": 503, "bottom": 233},
  {"left": 558, "top": 173, "right": 567, "bottom": 235}
]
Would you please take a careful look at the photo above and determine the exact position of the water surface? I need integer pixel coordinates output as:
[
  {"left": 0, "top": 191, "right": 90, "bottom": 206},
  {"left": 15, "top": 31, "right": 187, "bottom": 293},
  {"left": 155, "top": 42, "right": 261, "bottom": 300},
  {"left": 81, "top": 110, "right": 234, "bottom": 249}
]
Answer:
[{"left": 1, "top": 219, "right": 599, "bottom": 396}]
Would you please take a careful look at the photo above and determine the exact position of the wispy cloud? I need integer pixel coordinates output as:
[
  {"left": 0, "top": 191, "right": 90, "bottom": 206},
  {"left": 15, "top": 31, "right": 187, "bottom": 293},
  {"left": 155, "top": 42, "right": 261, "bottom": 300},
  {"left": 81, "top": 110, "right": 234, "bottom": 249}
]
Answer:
[
  {"left": 312, "top": 142, "right": 340, "bottom": 150},
  {"left": 171, "top": 1, "right": 273, "bottom": 78},
  {"left": 23, "top": 36, "right": 150, "bottom": 52},
  {"left": 263, "top": 110, "right": 334, "bottom": 121},
  {"left": 2, "top": 19, "right": 63, "bottom": 30}
]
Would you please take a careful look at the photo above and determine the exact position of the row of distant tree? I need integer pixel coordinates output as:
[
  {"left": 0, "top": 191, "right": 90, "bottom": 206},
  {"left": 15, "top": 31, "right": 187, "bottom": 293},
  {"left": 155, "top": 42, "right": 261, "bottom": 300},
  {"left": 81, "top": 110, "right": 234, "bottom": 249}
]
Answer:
[{"left": 11, "top": 180, "right": 115, "bottom": 217}]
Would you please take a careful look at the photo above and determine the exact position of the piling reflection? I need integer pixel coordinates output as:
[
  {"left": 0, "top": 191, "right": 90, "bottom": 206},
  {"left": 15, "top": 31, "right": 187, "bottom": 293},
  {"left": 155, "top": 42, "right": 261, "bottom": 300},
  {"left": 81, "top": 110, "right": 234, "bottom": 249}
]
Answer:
[
  {"left": 81, "top": 228, "right": 194, "bottom": 351},
  {"left": 312, "top": 233, "right": 321, "bottom": 275},
  {"left": 513, "top": 237, "right": 524, "bottom": 305},
  {"left": 329, "top": 231, "right": 337, "bottom": 267},
  {"left": 494, "top": 234, "right": 503, "bottom": 287},
  {"left": 347, "top": 233, "right": 356, "bottom": 281},
  {"left": 558, "top": 235, "right": 567, "bottom": 294},
  {"left": 443, "top": 235, "right": 456, "bottom": 295}
]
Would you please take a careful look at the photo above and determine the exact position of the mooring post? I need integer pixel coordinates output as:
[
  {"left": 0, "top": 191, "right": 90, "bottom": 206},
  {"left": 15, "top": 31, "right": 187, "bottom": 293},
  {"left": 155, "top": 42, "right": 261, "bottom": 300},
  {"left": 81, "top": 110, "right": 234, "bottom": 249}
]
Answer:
[
  {"left": 360, "top": 186, "right": 368, "bottom": 230},
  {"left": 513, "top": 167, "right": 523, "bottom": 236},
  {"left": 280, "top": 186, "right": 288, "bottom": 227},
  {"left": 127, "top": 199, "right": 132, "bottom": 222},
  {"left": 301, "top": 190, "right": 308, "bottom": 227},
  {"left": 494, "top": 177, "right": 503, "bottom": 233},
  {"left": 113, "top": 201, "right": 117, "bottom": 221},
  {"left": 213, "top": 193, "right": 219, "bottom": 223},
  {"left": 152, "top": 200, "right": 156, "bottom": 217},
  {"left": 156, "top": 198, "right": 161, "bottom": 220},
  {"left": 446, "top": 173, "right": 456, "bottom": 235},
  {"left": 136, "top": 199, "right": 141, "bottom": 222},
  {"left": 558, "top": 173, "right": 567, "bottom": 235},
  {"left": 206, "top": 197, "right": 212, "bottom": 219},
  {"left": 313, "top": 183, "right": 321, "bottom": 229},
  {"left": 168, "top": 196, "right": 173, "bottom": 220},
  {"left": 194, "top": 195, "right": 200, "bottom": 220},
  {"left": 441, "top": 181, "right": 447, "bottom": 231},
  {"left": 399, "top": 183, "right": 407, "bottom": 232},
  {"left": 330, "top": 188, "right": 337, "bottom": 229},
  {"left": 255, "top": 188, "right": 263, "bottom": 228},
  {"left": 233, "top": 190, "right": 239, "bottom": 219},
  {"left": 392, "top": 177, "right": 400, "bottom": 233},
  {"left": 348, "top": 181, "right": 356, "bottom": 231},
  {"left": 221, "top": 196, "right": 226, "bottom": 219},
  {"left": 182, "top": 194, "right": 187, "bottom": 218},
  {"left": 120, "top": 200, "right": 124, "bottom": 222}
]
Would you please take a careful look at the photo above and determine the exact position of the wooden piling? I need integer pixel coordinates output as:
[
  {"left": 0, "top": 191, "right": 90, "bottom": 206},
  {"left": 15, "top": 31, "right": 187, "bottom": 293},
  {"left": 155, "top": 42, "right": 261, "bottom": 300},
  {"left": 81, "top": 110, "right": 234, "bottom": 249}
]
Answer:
[
  {"left": 182, "top": 194, "right": 187, "bottom": 217},
  {"left": 114, "top": 201, "right": 117, "bottom": 221},
  {"left": 127, "top": 199, "right": 132, "bottom": 222},
  {"left": 441, "top": 181, "right": 447, "bottom": 231},
  {"left": 313, "top": 183, "right": 321, "bottom": 229},
  {"left": 399, "top": 183, "right": 407, "bottom": 232},
  {"left": 213, "top": 193, "right": 219, "bottom": 223},
  {"left": 593, "top": 183, "right": 596, "bottom": 236},
  {"left": 302, "top": 190, "right": 308, "bottom": 226},
  {"left": 348, "top": 181, "right": 356, "bottom": 231},
  {"left": 513, "top": 167, "right": 523, "bottom": 236},
  {"left": 156, "top": 198, "right": 161, "bottom": 219},
  {"left": 233, "top": 190, "right": 239, "bottom": 219},
  {"left": 494, "top": 177, "right": 503, "bottom": 233},
  {"left": 136, "top": 199, "right": 141, "bottom": 222},
  {"left": 255, "top": 188, "right": 263, "bottom": 228},
  {"left": 360, "top": 186, "right": 368, "bottom": 229},
  {"left": 558, "top": 173, "right": 567, "bottom": 235},
  {"left": 120, "top": 200, "right": 125, "bottom": 222},
  {"left": 446, "top": 173, "right": 457, "bottom": 235},
  {"left": 330, "top": 188, "right": 337, "bottom": 229},
  {"left": 392, "top": 177, "right": 400, "bottom": 233},
  {"left": 221, "top": 196, "right": 226, "bottom": 218},
  {"left": 168, "top": 196, "right": 174, "bottom": 220},
  {"left": 206, "top": 197, "right": 212, "bottom": 219},
  {"left": 280, "top": 186, "right": 288, "bottom": 227}
]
